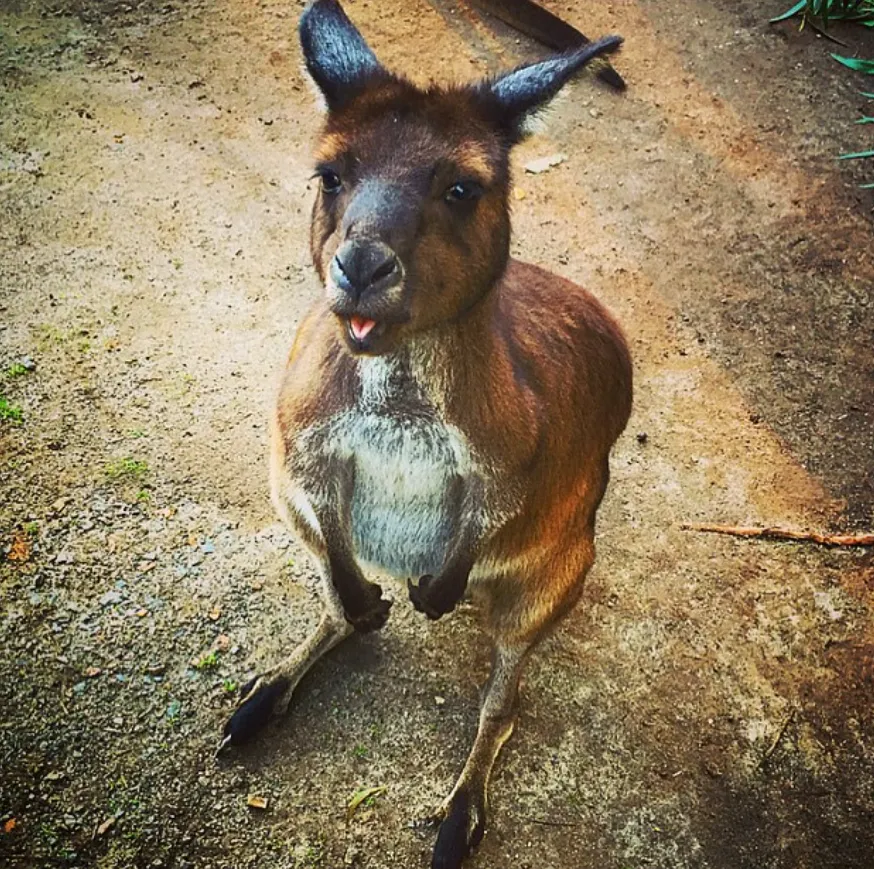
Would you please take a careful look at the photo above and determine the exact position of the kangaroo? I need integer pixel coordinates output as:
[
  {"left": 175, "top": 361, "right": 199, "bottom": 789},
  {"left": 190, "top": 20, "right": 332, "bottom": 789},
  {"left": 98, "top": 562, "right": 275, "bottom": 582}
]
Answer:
[{"left": 221, "top": 3, "right": 632, "bottom": 867}]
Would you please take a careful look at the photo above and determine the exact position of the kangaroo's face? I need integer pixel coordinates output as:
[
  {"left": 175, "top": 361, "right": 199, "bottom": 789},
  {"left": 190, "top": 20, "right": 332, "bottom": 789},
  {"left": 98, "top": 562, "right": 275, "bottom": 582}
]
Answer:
[
  {"left": 310, "top": 86, "right": 511, "bottom": 356},
  {"left": 299, "top": 0, "right": 622, "bottom": 356}
]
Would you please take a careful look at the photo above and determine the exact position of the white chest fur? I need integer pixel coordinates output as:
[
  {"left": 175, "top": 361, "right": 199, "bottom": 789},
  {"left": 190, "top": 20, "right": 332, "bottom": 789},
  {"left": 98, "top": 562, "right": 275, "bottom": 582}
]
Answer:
[{"left": 333, "top": 355, "right": 473, "bottom": 578}]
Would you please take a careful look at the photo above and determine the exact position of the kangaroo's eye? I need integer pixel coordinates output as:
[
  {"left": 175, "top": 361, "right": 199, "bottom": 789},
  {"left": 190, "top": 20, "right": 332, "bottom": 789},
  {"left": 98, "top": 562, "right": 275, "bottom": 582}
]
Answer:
[
  {"left": 444, "top": 180, "right": 482, "bottom": 203},
  {"left": 318, "top": 169, "right": 342, "bottom": 195}
]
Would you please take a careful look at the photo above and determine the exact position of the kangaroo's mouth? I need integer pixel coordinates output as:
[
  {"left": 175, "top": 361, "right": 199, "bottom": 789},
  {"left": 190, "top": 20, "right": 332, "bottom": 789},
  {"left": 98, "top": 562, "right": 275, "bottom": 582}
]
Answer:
[
  {"left": 343, "top": 314, "right": 388, "bottom": 352},
  {"left": 348, "top": 315, "right": 377, "bottom": 341}
]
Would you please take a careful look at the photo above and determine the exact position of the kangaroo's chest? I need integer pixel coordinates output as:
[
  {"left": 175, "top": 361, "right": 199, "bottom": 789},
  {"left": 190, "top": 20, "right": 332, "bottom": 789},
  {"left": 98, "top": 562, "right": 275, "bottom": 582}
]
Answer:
[{"left": 332, "top": 357, "right": 472, "bottom": 577}]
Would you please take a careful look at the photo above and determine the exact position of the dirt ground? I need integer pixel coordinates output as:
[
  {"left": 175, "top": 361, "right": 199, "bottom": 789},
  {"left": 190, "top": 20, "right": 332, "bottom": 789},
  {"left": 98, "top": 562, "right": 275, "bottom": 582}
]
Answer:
[{"left": 1, "top": 0, "right": 873, "bottom": 867}]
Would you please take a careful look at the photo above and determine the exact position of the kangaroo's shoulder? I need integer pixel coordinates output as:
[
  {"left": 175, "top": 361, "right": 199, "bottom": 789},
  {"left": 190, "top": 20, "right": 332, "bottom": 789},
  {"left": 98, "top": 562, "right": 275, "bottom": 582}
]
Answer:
[{"left": 278, "top": 303, "right": 357, "bottom": 429}]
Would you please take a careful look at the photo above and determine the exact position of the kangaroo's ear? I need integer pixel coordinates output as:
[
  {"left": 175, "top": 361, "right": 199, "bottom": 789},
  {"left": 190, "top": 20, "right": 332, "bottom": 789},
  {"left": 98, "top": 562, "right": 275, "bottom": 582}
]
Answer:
[
  {"left": 487, "top": 36, "right": 623, "bottom": 142},
  {"left": 299, "top": 0, "right": 385, "bottom": 110}
]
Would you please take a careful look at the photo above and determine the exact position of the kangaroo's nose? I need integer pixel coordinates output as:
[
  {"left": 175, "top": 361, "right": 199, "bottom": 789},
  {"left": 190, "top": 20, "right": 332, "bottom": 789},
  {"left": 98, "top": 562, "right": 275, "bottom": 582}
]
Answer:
[{"left": 331, "top": 240, "right": 401, "bottom": 298}]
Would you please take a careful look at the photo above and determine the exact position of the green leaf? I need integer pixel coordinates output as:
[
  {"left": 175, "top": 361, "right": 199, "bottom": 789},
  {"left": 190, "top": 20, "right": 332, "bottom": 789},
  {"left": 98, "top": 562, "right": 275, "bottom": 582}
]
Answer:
[
  {"left": 837, "top": 149, "right": 874, "bottom": 159},
  {"left": 855, "top": 116, "right": 874, "bottom": 123},
  {"left": 860, "top": 182, "right": 874, "bottom": 188},
  {"left": 346, "top": 785, "right": 386, "bottom": 820},
  {"left": 832, "top": 54, "right": 874, "bottom": 74},
  {"left": 770, "top": 1, "right": 807, "bottom": 23}
]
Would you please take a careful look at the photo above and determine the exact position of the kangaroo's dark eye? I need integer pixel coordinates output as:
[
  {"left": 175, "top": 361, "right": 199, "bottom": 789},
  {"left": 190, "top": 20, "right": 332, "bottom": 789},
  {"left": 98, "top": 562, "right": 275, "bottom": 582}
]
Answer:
[
  {"left": 444, "top": 180, "right": 482, "bottom": 203},
  {"left": 318, "top": 169, "right": 342, "bottom": 195}
]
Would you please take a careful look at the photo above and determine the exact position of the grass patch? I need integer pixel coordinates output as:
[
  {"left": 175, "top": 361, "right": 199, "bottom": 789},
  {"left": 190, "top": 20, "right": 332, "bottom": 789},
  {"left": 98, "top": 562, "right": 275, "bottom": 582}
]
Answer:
[
  {"left": 105, "top": 457, "right": 149, "bottom": 481},
  {"left": 192, "top": 651, "right": 219, "bottom": 671},
  {"left": 0, "top": 396, "right": 23, "bottom": 424},
  {"left": 772, "top": 1, "right": 874, "bottom": 185},
  {"left": 772, "top": 1, "right": 874, "bottom": 27}
]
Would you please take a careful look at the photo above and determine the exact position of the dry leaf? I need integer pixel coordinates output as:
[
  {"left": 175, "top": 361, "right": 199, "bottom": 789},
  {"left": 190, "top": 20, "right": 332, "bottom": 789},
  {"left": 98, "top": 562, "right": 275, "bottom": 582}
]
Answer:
[
  {"left": 208, "top": 606, "right": 221, "bottom": 621},
  {"left": 346, "top": 785, "right": 386, "bottom": 820},
  {"left": 513, "top": 188, "right": 527, "bottom": 200},
  {"left": 246, "top": 794, "right": 269, "bottom": 810},
  {"left": 524, "top": 153, "right": 567, "bottom": 174},
  {"left": 84, "top": 666, "right": 102, "bottom": 678},
  {"left": 3, "top": 818, "right": 17, "bottom": 834},
  {"left": 8, "top": 532, "right": 31, "bottom": 562},
  {"left": 96, "top": 816, "right": 115, "bottom": 836}
]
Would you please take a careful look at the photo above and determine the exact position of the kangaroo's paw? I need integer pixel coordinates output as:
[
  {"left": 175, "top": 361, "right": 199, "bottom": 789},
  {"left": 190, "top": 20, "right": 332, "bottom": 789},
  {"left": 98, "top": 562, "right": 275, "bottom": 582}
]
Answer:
[
  {"left": 346, "top": 585, "right": 392, "bottom": 633},
  {"left": 430, "top": 789, "right": 486, "bottom": 869},
  {"left": 408, "top": 574, "right": 458, "bottom": 620},
  {"left": 217, "top": 674, "right": 292, "bottom": 753}
]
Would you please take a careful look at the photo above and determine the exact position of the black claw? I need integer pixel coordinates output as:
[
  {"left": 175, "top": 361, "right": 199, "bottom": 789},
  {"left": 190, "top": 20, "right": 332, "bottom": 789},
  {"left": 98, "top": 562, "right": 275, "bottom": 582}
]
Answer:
[
  {"left": 431, "top": 791, "right": 485, "bottom": 869},
  {"left": 220, "top": 676, "right": 291, "bottom": 748}
]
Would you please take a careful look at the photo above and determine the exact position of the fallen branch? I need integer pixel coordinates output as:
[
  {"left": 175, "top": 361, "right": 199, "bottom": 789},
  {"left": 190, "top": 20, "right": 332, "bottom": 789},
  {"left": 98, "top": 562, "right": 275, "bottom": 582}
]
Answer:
[{"left": 680, "top": 524, "right": 874, "bottom": 547}]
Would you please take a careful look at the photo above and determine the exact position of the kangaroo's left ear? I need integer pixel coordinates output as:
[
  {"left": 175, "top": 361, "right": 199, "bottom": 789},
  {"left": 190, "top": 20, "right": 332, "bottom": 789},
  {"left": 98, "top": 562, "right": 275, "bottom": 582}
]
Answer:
[
  {"left": 486, "top": 36, "right": 623, "bottom": 142},
  {"left": 299, "top": 0, "right": 386, "bottom": 110}
]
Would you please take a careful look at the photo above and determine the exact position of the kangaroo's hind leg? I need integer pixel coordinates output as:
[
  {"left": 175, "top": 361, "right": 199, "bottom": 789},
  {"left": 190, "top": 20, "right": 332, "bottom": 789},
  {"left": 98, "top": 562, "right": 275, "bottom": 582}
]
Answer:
[
  {"left": 220, "top": 457, "right": 391, "bottom": 750},
  {"left": 429, "top": 537, "right": 596, "bottom": 869},
  {"left": 219, "top": 563, "right": 353, "bottom": 751}
]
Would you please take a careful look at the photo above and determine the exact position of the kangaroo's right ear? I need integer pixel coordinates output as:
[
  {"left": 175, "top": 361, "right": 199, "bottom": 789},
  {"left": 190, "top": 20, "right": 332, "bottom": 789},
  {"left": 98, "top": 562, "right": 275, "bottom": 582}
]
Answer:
[{"left": 299, "top": 0, "right": 385, "bottom": 110}]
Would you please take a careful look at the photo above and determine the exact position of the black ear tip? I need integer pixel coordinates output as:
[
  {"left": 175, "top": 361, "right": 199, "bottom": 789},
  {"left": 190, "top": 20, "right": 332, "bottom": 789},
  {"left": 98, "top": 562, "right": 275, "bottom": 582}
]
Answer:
[
  {"left": 589, "top": 34, "right": 624, "bottom": 55},
  {"left": 299, "top": 0, "right": 346, "bottom": 40}
]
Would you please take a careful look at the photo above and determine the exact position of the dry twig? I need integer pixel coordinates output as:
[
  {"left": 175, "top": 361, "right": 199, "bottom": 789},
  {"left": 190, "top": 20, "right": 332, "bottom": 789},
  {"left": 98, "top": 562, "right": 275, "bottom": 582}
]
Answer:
[
  {"left": 758, "top": 708, "right": 797, "bottom": 770},
  {"left": 680, "top": 524, "right": 874, "bottom": 547}
]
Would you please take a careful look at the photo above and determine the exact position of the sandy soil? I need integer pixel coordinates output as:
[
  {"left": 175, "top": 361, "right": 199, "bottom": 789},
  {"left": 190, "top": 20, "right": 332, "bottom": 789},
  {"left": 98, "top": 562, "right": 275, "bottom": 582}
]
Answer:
[{"left": 1, "top": 1, "right": 873, "bottom": 867}]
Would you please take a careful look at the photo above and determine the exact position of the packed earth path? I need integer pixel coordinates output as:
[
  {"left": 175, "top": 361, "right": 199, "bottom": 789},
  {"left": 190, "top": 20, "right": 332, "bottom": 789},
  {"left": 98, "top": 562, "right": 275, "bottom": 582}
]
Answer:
[{"left": 1, "top": 1, "right": 873, "bottom": 867}]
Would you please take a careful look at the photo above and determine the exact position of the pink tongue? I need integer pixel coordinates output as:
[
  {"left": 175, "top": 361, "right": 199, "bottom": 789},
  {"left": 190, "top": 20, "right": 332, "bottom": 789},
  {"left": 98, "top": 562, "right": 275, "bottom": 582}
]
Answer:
[{"left": 350, "top": 316, "right": 376, "bottom": 340}]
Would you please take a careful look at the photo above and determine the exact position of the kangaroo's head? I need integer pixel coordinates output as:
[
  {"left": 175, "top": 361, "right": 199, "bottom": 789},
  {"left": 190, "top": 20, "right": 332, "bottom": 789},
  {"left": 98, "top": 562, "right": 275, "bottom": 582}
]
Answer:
[{"left": 299, "top": 0, "right": 621, "bottom": 356}]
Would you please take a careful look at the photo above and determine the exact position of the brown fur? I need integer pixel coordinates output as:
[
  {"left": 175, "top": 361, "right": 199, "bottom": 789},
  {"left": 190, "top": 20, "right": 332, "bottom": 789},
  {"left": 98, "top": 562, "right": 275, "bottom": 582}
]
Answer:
[{"left": 223, "top": 5, "right": 629, "bottom": 867}]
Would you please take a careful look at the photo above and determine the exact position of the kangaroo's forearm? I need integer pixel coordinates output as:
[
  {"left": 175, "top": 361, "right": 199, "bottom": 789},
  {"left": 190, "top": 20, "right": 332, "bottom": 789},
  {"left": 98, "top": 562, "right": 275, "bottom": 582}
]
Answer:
[{"left": 409, "top": 475, "right": 481, "bottom": 619}]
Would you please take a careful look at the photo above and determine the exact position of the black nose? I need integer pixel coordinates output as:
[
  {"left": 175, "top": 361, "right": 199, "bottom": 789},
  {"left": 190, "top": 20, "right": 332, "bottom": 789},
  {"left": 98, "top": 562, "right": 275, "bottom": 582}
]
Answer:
[{"left": 331, "top": 241, "right": 401, "bottom": 298}]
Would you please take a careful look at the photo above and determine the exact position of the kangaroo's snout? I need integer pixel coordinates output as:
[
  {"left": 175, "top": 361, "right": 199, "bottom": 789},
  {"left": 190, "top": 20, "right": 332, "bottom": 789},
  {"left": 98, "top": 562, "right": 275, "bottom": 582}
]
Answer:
[{"left": 331, "top": 239, "right": 401, "bottom": 301}]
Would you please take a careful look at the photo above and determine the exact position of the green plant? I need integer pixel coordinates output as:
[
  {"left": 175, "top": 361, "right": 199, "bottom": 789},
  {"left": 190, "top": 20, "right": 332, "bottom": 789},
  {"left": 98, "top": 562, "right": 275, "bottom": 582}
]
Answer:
[
  {"left": 772, "top": 0, "right": 874, "bottom": 28},
  {"left": 773, "top": 1, "right": 874, "bottom": 185},
  {"left": 4, "top": 362, "right": 28, "bottom": 377},
  {"left": 105, "top": 457, "right": 149, "bottom": 481},
  {"left": 193, "top": 651, "right": 219, "bottom": 671},
  {"left": 0, "top": 396, "right": 23, "bottom": 424}
]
